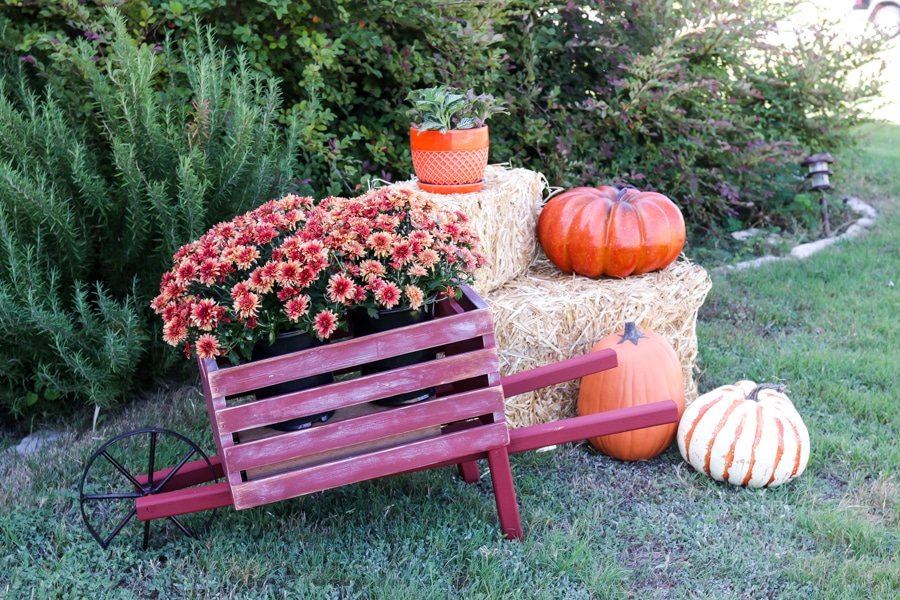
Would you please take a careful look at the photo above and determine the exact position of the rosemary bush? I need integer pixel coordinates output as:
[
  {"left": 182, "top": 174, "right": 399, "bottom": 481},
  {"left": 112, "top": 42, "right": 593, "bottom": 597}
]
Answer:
[{"left": 0, "top": 12, "right": 304, "bottom": 418}]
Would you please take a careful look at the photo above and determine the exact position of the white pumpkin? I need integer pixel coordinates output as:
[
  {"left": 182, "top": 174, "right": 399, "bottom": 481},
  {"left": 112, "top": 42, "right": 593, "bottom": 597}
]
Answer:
[{"left": 677, "top": 381, "right": 810, "bottom": 488}]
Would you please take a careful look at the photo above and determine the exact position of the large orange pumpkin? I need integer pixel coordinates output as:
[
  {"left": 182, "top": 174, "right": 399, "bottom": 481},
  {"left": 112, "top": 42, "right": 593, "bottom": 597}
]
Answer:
[
  {"left": 537, "top": 185, "right": 686, "bottom": 279},
  {"left": 577, "top": 322, "right": 685, "bottom": 461}
]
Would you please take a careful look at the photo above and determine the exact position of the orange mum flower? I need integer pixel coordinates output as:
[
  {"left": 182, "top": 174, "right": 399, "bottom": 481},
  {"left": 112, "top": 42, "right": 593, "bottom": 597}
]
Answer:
[{"left": 195, "top": 334, "right": 222, "bottom": 359}]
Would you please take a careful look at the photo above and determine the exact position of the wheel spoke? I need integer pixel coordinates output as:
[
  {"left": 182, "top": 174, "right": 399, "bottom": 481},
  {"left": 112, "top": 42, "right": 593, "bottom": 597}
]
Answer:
[
  {"left": 167, "top": 515, "right": 196, "bottom": 539},
  {"left": 101, "top": 506, "right": 138, "bottom": 549},
  {"left": 151, "top": 447, "right": 198, "bottom": 494},
  {"left": 147, "top": 431, "right": 157, "bottom": 489},
  {"left": 101, "top": 450, "right": 145, "bottom": 491}
]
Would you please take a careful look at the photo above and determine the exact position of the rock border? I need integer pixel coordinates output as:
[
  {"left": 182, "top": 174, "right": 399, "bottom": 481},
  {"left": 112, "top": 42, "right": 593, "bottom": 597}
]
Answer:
[{"left": 717, "top": 197, "right": 878, "bottom": 273}]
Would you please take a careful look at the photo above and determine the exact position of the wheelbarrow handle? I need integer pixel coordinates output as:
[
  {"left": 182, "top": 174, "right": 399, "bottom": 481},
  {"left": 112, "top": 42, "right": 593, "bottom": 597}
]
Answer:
[{"left": 500, "top": 348, "right": 617, "bottom": 399}]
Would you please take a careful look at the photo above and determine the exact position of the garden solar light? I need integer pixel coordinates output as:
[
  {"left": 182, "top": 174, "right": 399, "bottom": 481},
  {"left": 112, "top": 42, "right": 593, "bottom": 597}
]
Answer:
[
  {"left": 802, "top": 152, "right": 835, "bottom": 236},
  {"left": 801, "top": 152, "right": 834, "bottom": 191}
]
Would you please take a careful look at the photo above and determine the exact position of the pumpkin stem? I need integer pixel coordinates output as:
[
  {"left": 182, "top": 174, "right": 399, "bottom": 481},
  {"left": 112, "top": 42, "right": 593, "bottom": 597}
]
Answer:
[
  {"left": 617, "top": 321, "right": 646, "bottom": 346},
  {"left": 747, "top": 383, "right": 787, "bottom": 402},
  {"left": 614, "top": 186, "right": 636, "bottom": 203}
]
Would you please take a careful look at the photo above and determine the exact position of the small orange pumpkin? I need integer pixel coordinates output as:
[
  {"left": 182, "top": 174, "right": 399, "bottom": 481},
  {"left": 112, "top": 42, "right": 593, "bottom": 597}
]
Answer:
[
  {"left": 577, "top": 321, "right": 685, "bottom": 461},
  {"left": 537, "top": 185, "right": 685, "bottom": 278}
]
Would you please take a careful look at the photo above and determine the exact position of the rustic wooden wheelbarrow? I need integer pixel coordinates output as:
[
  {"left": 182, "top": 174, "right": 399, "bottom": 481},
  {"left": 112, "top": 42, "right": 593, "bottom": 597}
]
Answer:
[{"left": 79, "top": 286, "right": 679, "bottom": 549}]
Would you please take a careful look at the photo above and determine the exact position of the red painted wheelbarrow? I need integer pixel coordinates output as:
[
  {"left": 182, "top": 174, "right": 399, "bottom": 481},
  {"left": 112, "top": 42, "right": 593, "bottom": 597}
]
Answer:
[{"left": 79, "top": 286, "right": 679, "bottom": 549}]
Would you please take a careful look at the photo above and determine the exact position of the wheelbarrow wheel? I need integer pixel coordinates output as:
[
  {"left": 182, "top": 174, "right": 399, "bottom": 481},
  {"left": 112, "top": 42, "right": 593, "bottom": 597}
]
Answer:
[{"left": 79, "top": 427, "right": 218, "bottom": 550}]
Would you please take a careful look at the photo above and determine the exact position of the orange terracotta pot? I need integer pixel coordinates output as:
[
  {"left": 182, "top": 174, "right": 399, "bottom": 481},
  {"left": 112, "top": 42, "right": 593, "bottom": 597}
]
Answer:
[{"left": 410, "top": 126, "right": 489, "bottom": 194}]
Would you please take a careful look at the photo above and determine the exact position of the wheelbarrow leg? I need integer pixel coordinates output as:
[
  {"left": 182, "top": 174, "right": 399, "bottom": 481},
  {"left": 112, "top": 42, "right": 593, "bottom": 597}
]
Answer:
[
  {"left": 457, "top": 461, "right": 481, "bottom": 483},
  {"left": 487, "top": 447, "right": 523, "bottom": 540}
]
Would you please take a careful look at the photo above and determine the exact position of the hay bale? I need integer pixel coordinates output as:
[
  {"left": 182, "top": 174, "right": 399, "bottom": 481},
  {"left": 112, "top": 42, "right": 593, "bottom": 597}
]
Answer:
[
  {"left": 486, "top": 258, "right": 712, "bottom": 428},
  {"left": 392, "top": 165, "right": 547, "bottom": 296}
]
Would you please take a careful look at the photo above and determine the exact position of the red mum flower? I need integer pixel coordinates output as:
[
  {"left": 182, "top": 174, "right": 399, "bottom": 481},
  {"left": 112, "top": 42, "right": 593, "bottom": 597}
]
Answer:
[
  {"left": 327, "top": 273, "right": 356, "bottom": 303},
  {"left": 390, "top": 240, "right": 414, "bottom": 266},
  {"left": 231, "top": 282, "right": 251, "bottom": 299},
  {"left": 233, "top": 245, "right": 260, "bottom": 269},
  {"left": 313, "top": 309, "right": 339, "bottom": 339},
  {"left": 285, "top": 295, "right": 310, "bottom": 322},
  {"left": 276, "top": 260, "right": 303, "bottom": 287},
  {"left": 253, "top": 223, "right": 278, "bottom": 245},
  {"left": 197, "top": 258, "right": 221, "bottom": 286},
  {"left": 162, "top": 319, "right": 188, "bottom": 346},
  {"left": 374, "top": 281, "right": 401, "bottom": 309},
  {"left": 190, "top": 298, "right": 223, "bottom": 331},
  {"left": 232, "top": 292, "right": 259, "bottom": 318},
  {"left": 150, "top": 294, "right": 168, "bottom": 313}
]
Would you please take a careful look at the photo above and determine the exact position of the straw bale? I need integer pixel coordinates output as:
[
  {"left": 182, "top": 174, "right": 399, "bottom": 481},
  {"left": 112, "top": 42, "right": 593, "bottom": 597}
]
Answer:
[
  {"left": 486, "top": 258, "right": 712, "bottom": 428},
  {"left": 392, "top": 165, "right": 547, "bottom": 296}
]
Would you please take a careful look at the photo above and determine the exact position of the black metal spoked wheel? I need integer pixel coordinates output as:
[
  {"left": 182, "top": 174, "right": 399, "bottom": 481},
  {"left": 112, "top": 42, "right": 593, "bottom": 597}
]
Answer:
[{"left": 79, "top": 427, "right": 218, "bottom": 550}]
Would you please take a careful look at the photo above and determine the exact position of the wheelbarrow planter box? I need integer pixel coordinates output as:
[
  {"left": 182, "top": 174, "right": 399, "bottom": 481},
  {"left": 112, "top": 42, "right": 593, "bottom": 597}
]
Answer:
[
  {"left": 116, "top": 286, "right": 679, "bottom": 546},
  {"left": 200, "top": 286, "right": 509, "bottom": 511}
]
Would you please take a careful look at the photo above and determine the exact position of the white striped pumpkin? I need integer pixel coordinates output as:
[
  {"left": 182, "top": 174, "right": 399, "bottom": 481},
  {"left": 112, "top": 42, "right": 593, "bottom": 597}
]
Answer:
[{"left": 677, "top": 381, "right": 810, "bottom": 488}]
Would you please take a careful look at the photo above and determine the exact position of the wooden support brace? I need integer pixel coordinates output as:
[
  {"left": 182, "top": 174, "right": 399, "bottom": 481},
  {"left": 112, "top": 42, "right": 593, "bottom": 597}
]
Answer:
[
  {"left": 133, "top": 455, "right": 224, "bottom": 492},
  {"left": 136, "top": 481, "right": 234, "bottom": 522}
]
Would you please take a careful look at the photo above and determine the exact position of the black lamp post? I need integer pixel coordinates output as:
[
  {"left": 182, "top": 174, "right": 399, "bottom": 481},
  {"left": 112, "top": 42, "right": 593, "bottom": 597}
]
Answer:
[{"left": 801, "top": 153, "right": 835, "bottom": 237}]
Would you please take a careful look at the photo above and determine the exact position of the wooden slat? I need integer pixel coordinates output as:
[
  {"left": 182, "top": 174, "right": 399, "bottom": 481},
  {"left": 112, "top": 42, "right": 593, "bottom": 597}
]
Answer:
[
  {"left": 223, "top": 387, "right": 505, "bottom": 474},
  {"left": 230, "top": 422, "right": 510, "bottom": 510},
  {"left": 242, "top": 426, "right": 442, "bottom": 480},
  {"left": 501, "top": 349, "right": 617, "bottom": 399},
  {"left": 207, "top": 308, "right": 495, "bottom": 398},
  {"left": 215, "top": 348, "right": 500, "bottom": 435}
]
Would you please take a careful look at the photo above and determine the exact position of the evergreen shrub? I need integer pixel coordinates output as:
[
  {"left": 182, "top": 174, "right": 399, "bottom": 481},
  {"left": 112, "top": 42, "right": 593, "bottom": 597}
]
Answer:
[{"left": 0, "top": 12, "right": 304, "bottom": 419}]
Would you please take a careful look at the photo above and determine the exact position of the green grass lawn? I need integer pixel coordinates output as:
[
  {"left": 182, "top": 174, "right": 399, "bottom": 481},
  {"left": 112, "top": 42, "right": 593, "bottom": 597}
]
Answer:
[{"left": 2, "top": 123, "right": 899, "bottom": 599}]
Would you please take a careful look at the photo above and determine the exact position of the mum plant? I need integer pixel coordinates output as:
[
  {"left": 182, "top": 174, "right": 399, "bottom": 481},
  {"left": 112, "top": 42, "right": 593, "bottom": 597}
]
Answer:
[
  {"left": 320, "top": 186, "right": 489, "bottom": 317},
  {"left": 407, "top": 85, "right": 508, "bottom": 134},
  {"left": 151, "top": 194, "right": 351, "bottom": 363}
]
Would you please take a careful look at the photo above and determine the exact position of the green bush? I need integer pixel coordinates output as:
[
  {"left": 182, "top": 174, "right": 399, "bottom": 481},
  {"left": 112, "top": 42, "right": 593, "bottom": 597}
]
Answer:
[
  {"left": 2, "top": 1, "right": 887, "bottom": 231},
  {"left": 0, "top": 1, "right": 889, "bottom": 421},
  {"left": 0, "top": 0, "right": 512, "bottom": 197},
  {"left": 0, "top": 12, "right": 305, "bottom": 419},
  {"left": 490, "top": 0, "right": 888, "bottom": 231}
]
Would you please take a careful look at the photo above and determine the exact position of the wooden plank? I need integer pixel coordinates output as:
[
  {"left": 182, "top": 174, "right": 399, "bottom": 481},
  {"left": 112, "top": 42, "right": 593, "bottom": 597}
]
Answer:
[
  {"left": 500, "top": 348, "right": 617, "bottom": 399},
  {"left": 215, "top": 348, "right": 500, "bottom": 435},
  {"left": 506, "top": 400, "right": 680, "bottom": 454},
  {"left": 242, "top": 426, "right": 441, "bottom": 480},
  {"left": 207, "top": 308, "right": 495, "bottom": 398},
  {"left": 224, "top": 387, "right": 505, "bottom": 475},
  {"left": 230, "top": 422, "right": 510, "bottom": 510},
  {"left": 136, "top": 482, "right": 233, "bottom": 522}
]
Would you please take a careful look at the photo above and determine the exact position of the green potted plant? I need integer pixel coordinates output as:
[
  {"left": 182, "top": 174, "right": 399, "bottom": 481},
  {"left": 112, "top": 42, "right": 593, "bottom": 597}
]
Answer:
[{"left": 407, "top": 85, "right": 508, "bottom": 194}]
